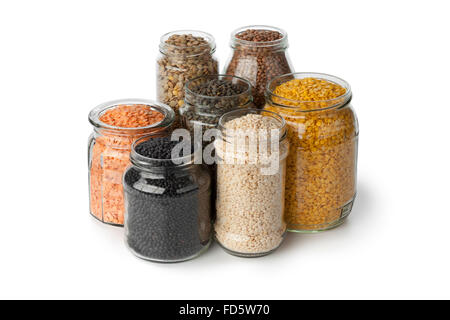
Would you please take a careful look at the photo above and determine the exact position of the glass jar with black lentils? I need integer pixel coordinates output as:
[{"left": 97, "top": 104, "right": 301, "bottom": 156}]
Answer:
[
  {"left": 157, "top": 30, "right": 219, "bottom": 126},
  {"left": 224, "top": 25, "right": 294, "bottom": 108},
  {"left": 123, "top": 133, "right": 212, "bottom": 262}
]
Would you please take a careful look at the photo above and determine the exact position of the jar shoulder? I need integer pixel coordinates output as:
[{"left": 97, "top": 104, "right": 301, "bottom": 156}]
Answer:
[{"left": 123, "top": 165, "right": 211, "bottom": 196}]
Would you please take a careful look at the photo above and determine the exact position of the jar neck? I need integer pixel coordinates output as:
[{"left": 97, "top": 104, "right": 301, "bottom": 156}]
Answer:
[
  {"left": 159, "top": 47, "right": 216, "bottom": 59},
  {"left": 159, "top": 30, "right": 216, "bottom": 58},
  {"left": 89, "top": 99, "right": 175, "bottom": 134},
  {"left": 217, "top": 109, "right": 287, "bottom": 145},
  {"left": 231, "top": 39, "right": 288, "bottom": 52},
  {"left": 184, "top": 92, "right": 253, "bottom": 111},
  {"left": 265, "top": 73, "right": 352, "bottom": 112},
  {"left": 266, "top": 91, "right": 352, "bottom": 113},
  {"left": 230, "top": 25, "right": 289, "bottom": 51},
  {"left": 130, "top": 155, "right": 196, "bottom": 175}
]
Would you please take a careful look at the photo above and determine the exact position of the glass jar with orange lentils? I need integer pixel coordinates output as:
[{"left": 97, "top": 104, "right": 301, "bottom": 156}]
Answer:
[
  {"left": 88, "top": 99, "right": 174, "bottom": 226},
  {"left": 265, "top": 73, "right": 358, "bottom": 232}
]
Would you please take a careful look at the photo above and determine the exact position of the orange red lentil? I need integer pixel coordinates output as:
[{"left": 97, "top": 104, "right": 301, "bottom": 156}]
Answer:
[
  {"left": 265, "top": 75, "right": 358, "bottom": 231},
  {"left": 89, "top": 103, "right": 170, "bottom": 225},
  {"left": 99, "top": 104, "right": 164, "bottom": 128}
]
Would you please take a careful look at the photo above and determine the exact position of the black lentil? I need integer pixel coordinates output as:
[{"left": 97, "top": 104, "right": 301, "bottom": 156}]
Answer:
[{"left": 124, "top": 136, "right": 211, "bottom": 262}]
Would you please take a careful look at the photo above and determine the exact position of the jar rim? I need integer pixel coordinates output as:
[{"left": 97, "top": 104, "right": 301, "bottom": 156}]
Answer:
[
  {"left": 185, "top": 74, "right": 253, "bottom": 101},
  {"left": 130, "top": 133, "right": 198, "bottom": 170},
  {"left": 266, "top": 72, "right": 352, "bottom": 112},
  {"left": 230, "top": 25, "right": 288, "bottom": 48},
  {"left": 88, "top": 98, "right": 175, "bottom": 133},
  {"left": 217, "top": 108, "right": 287, "bottom": 142},
  {"left": 159, "top": 30, "right": 216, "bottom": 57}
]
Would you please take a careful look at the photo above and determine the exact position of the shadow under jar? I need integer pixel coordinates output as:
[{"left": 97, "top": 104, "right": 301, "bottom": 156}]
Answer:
[
  {"left": 214, "top": 109, "right": 289, "bottom": 257},
  {"left": 157, "top": 30, "right": 219, "bottom": 126},
  {"left": 88, "top": 99, "right": 174, "bottom": 226},
  {"left": 224, "top": 25, "right": 294, "bottom": 109},
  {"left": 265, "top": 72, "right": 359, "bottom": 232},
  {"left": 123, "top": 134, "right": 212, "bottom": 262}
]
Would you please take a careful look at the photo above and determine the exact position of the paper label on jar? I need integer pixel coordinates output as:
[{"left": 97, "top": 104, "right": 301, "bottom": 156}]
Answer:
[{"left": 341, "top": 201, "right": 354, "bottom": 218}]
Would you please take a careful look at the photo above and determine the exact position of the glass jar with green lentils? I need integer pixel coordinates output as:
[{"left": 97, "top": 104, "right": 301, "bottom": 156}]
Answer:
[
  {"left": 157, "top": 30, "right": 218, "bottom": 126},
  {"left": 180, "top": 74, "right": 254, "bottom": 151},
  {"left": 265, "top": 72, "right": 359, "bottom": 232}
]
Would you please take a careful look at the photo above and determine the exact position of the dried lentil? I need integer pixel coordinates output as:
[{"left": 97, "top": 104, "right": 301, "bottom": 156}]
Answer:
[
  {"left": 214, "top": 111, "right": 288, "bottom": 256},
  {"left": 265, "top": 74, "right": 358, "bottom": 231}
]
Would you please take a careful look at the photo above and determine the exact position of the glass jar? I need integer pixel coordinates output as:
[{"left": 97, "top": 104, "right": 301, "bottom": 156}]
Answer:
[
  {"left": 223, "top": 25, "right": 294, "bottom": 108},
  {"left": 123, "top": 134, "right": 212, "bottom": 262},
  {"left": 214, "top": 109, "right": 289, "bottom": 257},
  {"left": 180, "top": 74, "right": 253, "bottom": 152},
  {"left": 88, "top": 99, "right": 174, "bottom": 226},
  {"left": 265, "top": 72, "right": 359, "bottom": 232},
  {"left": 157, "top": 30, "right": 219, "bottom": 125}
]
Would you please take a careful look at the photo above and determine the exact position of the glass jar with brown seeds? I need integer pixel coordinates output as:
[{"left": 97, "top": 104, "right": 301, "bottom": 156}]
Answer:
[
  {"left": 265, "top": 72, "right": 359, "bottom": 232},
  {"left": 223, "top": 25, "right": 294, "bottom": 108},
  {"left": 157, "top": 30, "right": 218, "bottom": 126}
]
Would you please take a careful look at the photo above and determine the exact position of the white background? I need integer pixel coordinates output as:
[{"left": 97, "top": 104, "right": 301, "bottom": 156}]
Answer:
[{"left": 0, "top": 0, "right": 449, "bottom": 300}]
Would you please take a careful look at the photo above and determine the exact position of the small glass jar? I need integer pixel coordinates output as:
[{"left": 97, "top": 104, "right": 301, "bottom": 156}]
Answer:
[
  {"left": 123, "top": 134, "right": 212, "bottom": 263},
  {"left": 180, "top": 74, "right": 254, "bottom": 150},
  {"left": 157, "top": 30, "right": 219, "bottom": 125},
  {"left": 223, "top": 25, "right": 294, "bottom": 108},
  {"left": 265, "top": 72, "right": 359, "bottom": 232},
  {"left": 214, "top": 109, "right": 289, "bottom": 257},
  {"left": 88, "top": 99, "right": 174, "bottom": 226}
]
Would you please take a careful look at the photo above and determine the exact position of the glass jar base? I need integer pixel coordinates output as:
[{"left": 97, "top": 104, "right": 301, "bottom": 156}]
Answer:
[
  {"left": 287, "top": 197, "right": 355, "bottom": 233},
  {"left": 89, "top": 211, "right": 124, "bottom": 227},
  {"left": 125, "top": 238, "right": 212, "bottom": 263},
  {"left": 215, "top": 233, "right": 286, "bottom": 258},
  {"left": 287, "top": 216, "right": 347, "bottom": 233}
]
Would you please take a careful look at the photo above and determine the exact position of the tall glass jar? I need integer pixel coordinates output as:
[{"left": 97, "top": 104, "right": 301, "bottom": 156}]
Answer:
[
  {"left": 124, "top": 134, "right": 212, "bottom": 262},
  {"left": 265, "top": 73, "right": 359, "bottom": 232},
  {"left": 157, "top": 30, "right": 219, "bottom": 125},
  {"left": 214, "top": 109, "right": 289, "bottom": 257},
  {"left": 223, "top": 25, "right": 294, "bottom": 108},
  {"left": 88, "top": 99, "right": 174, "bottom": 226}
]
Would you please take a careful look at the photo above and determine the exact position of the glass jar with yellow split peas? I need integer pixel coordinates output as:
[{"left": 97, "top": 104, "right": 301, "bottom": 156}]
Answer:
[{"left": 265, "top": 73, "right": 358, "bottom": 232}]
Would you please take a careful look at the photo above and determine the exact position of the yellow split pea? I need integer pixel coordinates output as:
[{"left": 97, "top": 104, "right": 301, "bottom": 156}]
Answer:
[{"left": 265, "top": 76, "right": 358, "bottom": 231}]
